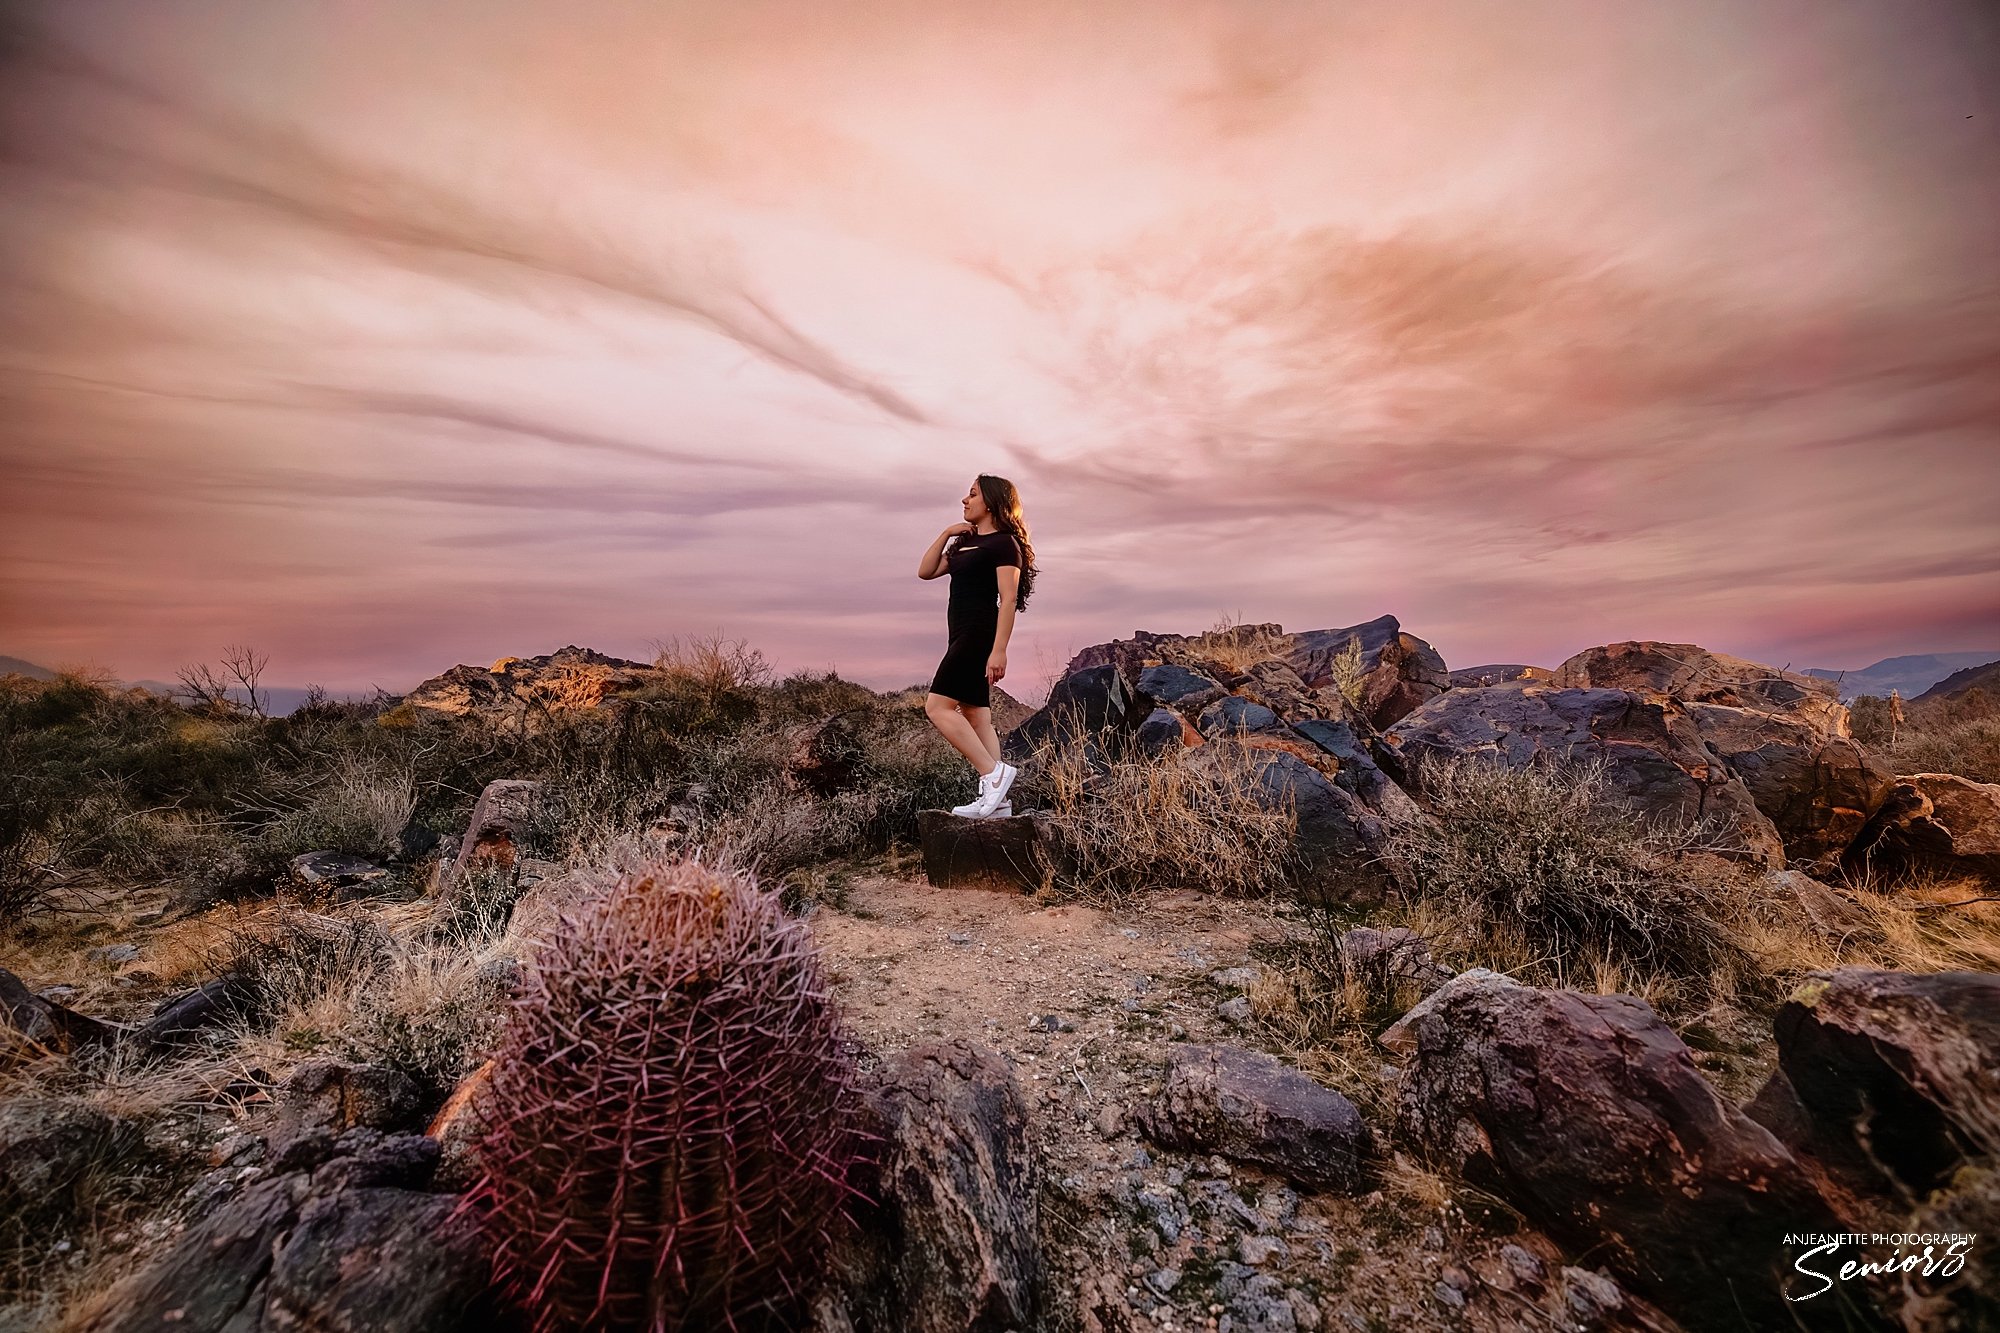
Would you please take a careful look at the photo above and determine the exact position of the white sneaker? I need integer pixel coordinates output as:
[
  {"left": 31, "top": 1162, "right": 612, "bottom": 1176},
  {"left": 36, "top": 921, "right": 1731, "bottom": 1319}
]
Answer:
[
  {"left": 950, "top": 797, "right": 1012, "bottom": 818},
  {"left": 970, "top": 761, "right": 1019, "bottom": 816}
]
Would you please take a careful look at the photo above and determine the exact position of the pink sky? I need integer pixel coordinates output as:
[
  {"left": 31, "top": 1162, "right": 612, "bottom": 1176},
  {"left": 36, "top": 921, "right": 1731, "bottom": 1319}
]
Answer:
[{"left": 3, "top": 0, "right": 1997, "bottom": 705}]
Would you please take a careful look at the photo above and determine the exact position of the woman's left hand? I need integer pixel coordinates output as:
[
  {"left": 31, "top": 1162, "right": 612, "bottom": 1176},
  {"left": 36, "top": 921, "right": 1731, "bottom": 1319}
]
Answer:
[{"left": 986, "top": 651, "right": 1007, "bottom": 684}]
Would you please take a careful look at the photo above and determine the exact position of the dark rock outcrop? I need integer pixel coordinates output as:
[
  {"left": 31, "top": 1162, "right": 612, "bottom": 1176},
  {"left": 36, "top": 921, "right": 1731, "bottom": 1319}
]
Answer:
[
  {"left": 1396, "top": 972, "right": 1872, "bottom": 1331},
  {"left": 1137, "top": 1043, "right": 1373, "bottom": 1193},
  {"left": 818, "top": 1040, "right": 1042, "bottom": 1333},
  {"left": 1379, "top": 679, "right": 1788, "bottom": 866},
  {"left": 73, "top": 1172, "right": 489, "bottom": 1333},
  {"left": 1844, "top": 774, "right": 2000, "bottom": 884},
  {"left": 1286, "top": 614, "right": 1449, "bottom": 729},
  {"left": 1002, "top": 665, "right": 1143, "bottom": 762},
  {"left": 1769, "top": 969, "right": 2000, "bottom": 1200},
  {"left": 270, "top": 1060, "right": 423, "bottom": 1150},
  {"left": 1186, "top": 743, "right": 1396, "bottom": 901}
]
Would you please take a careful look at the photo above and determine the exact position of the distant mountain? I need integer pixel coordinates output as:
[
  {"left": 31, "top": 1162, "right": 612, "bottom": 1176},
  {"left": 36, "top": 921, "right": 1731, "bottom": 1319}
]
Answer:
[
  {"left": 1916, "top": 659, "right": 2000, "bottom": 703},
  {"left": 0, "top": 655, "right": 56, "bottom": 680},
  {"left": 2, "top": 656, "right": 360, "bottom": 716},
  {"left": 1800, "top": 652, "right": 2000, "bottom": 702}
]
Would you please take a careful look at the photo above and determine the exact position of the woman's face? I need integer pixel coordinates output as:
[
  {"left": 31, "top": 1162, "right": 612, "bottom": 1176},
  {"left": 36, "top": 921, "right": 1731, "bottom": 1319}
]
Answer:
[{"left": 962, "top": 481, "right": 988, "bottom": 524}]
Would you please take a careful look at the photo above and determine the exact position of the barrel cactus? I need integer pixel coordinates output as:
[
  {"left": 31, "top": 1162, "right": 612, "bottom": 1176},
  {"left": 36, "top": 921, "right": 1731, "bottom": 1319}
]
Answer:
[{"left": 463, "top": 843, "right": 869, "bottom": 1332}]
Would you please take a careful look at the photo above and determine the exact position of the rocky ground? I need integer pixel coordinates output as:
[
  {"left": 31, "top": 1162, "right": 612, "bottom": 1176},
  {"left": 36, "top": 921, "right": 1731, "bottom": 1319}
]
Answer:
[{"left": 807, "top": 867, "right": 1674, "bottom": 1332}]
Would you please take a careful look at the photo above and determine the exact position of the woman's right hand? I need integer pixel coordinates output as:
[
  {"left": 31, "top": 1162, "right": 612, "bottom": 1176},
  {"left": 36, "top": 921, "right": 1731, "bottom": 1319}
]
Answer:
[{"left": 943, "top": 521, "right": 975, "bottom": 537}]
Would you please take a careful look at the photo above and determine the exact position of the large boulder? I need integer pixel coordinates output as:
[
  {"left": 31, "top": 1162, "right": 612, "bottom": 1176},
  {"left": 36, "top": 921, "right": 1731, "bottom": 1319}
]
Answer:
[
  {"left": 1552, "top": 641, "right": 1847, "bottom": 734},
  {"left": 1843, "top": 774, "right": 2000, "bottom": 884},
  {"left": 1766, "top": 969, "right": 2000, "bottom": 1199},
  {"left": 1002, "top": 665, "right": 1143, "bottom": 763},
  {"left": 1396, "top": 973, "right": 1870, "bottom": 1331},
  {"left": 1379, "top": 680, "right": 1788, "bottom": 866},
  {"left": 1679, "top": 702, "right": 1894, "bottom": 866},
  {"left": 1136, "top": 1043, "right": 1373, "bottom": 1193},
  {"left": 1286, "top": 614, "right": 1449, "bottom": 729},
  {"left": 819, "top": 1040, "right": 1043, "bottom": 1333},
  {"left": 1551, "top": 642, "right": 1896, "bottom": 864}
]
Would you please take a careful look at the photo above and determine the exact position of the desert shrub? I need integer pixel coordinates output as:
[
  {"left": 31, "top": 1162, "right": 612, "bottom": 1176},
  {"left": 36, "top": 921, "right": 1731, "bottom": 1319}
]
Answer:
[
  {"left": 1893, "top": 714, "right": 2000, "bottom": 785},
  {"left": 345, "top": 950, "right": 506, "bottom": 1100},
  {"left": 212, "top": 906, "right": 396, "bottom": 1030},
  {"left": 1020, "top": 718, "right": 1301, "bottom": 902},
  {"left": 242, "top": 751, "right": 419, "bottom": 863},
  {"left": 466, "top": 841, "right": 868, "bottom": 1332},
  {"left": 1382, "top": 750, "right": 1747, "bottom": 988}
]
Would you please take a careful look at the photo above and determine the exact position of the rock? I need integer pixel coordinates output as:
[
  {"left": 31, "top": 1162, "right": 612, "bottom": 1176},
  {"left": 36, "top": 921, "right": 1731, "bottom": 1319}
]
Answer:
[
  {"left": 1560, "top": 1266, "right": 1628, "bottom": 1326},
  {"left": 1769, "top": 870, "right": 1878, "bottom": 941},
  {"left": 1137, "top": 1044, "right": 1373, "bottom": 1194},
  {"left": 0, "top": 1099, "right": 142, "bottom": 1237},
  {"left": 1288, "top": 718, "right": 1425, "bottom": 825},
  {"left": 1003, "top": 664, "right": 1143, "bottom": 762},
  {"left": 1678, "top": 701, "right": 1893, "bottom": 866},
  {"left": 1137, "top": 662, "right": 1229, "bottom": 714},
  {"left": 1844, "top": 773, "right": 2000, "bottom": 884},
  {"left": 308, "top": 1130, "right": 440, "bottom": 1193},
  {"left": 1335, "top": 927, "right": 1450, "bottom": 994},
  {"left": 1770, "top": 968, "right": 2000, "bottom": 1198},
  {"left": 1146, "top": 1267, "right": 1182, "bottom": 1294},
  {"left": 1215, "top": 996, "right": 1254, "bottom": 1025},
  {"left": 1198, "top": 695, "right": 1284, "bottom": 737},
  {"left": 917, "top": 808, "right": 1057, "bottom": 893},
  {"left": 1238, "top": 1235, "right": 1288, "bottom": 1266},
  {"left": 271, "top": 1060, "right": 422, "bottom": 1148},
  {"left": 1133, "top": 705, "right": 1203, "bottom": 756},
  {"left": 1378, "top": 969, "right": 1513, "bottom": 1058},
  {"left": 1551, "top": 640, "right": 1847, "bottom": 733},
  {"left": 439, "top": 778, "right": 543, "bottom": 895},
  {"left": 425, "top": 1058, "right": 495, "bottom": 1193},
  {"left": 1395, "top": 973, "right": 1859, "bottom": 1331},
  {"left": 262, "top": 1186, "right": 487, "bottom": 1330},
  {"left": 401, "top": 644, "right": 656, "bottom": 725},
  {"left": 288, "top": 851, "right": 393, "bottom": 898},
  {"left": 1188, "top": 742, "right": 1395, "bottom": 901},
  {"left": 86, "top": 943, "right": 140, "bottom": 965},
  {"left": 848, "top": 1039, "right": 1043, "bottom": 1333},
  {"left": 1450, "top": 664, "right": 1555, "bottom": 688},
  {"left": 73, "top": 1174, "right": 492, "bottom": 1333},
  {"left": 1209, "top": 966, "right": 1262, "bottom": 991},
  {"left": 1896, "top": 1162, "right": 1999, "bottom": 1331},
  {"left": 1287, "top": 614, "right": 1450, "bottom": 730},
  {"left": 131, "top": 974, "right": 256, "bottom": 1052},
  {"left": 0, "top": 964, "right": 116, "bottom": 1053},
  {"left": 1378, "top": 680, "right": 1788, "bottom": 867},
  {"left": 1547, "top": 641, "right": 1898, "bottom": 864}
]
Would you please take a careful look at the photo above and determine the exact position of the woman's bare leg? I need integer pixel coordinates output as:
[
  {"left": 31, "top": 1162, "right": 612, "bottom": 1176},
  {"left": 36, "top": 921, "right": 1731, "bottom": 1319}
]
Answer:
[
  {"left": 924, "top": 693, "right": 999, "bottom": 772},
  {"left": 962, "top": 706, "right": 1004, "bottom": 771}
]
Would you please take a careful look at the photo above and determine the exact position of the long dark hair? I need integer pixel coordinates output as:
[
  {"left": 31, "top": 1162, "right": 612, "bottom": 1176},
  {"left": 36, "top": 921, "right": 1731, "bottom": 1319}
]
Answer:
[{"left": 976, "top": 473, "right": 1038, "bottom": 611}]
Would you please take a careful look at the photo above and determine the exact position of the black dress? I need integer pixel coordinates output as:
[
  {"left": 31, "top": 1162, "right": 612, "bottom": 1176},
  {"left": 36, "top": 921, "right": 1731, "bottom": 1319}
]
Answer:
[{"left": 929, "top": 529, "right": 1021, "bottom": 708}]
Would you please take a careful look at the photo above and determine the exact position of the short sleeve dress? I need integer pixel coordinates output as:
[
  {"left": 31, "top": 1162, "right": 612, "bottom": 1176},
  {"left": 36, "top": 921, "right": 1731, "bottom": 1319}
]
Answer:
[{"left": 928, "top": 528, "right": 1021, "bottom": 708}]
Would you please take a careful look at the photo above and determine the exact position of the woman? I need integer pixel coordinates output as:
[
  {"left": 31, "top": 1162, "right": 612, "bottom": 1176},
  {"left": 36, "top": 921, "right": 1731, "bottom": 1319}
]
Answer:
[{"left": 917, "top": 474, "right": 1040, "bottom": 818}]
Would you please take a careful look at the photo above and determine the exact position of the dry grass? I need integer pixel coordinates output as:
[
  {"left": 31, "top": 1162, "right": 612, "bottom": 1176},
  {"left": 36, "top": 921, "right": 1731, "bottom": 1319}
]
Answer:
[
  {"left": 1184, "top": 611, "right": 1294, "bottom": 676},
  {"left": 1018, "top": 721, "right": 1302, "bottom": 905}
]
